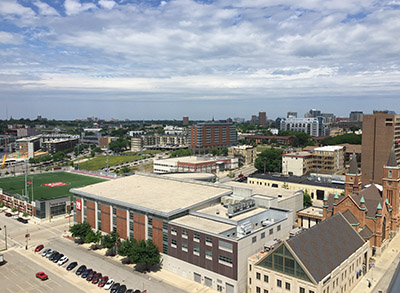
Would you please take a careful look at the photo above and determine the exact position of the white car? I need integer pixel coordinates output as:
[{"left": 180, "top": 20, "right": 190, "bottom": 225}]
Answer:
[
  {"left": 58, "top": 255, "right": 68, "bottom": 266},
  {"left": 104, "top": 279, "right": 114, "bottom": 290}
]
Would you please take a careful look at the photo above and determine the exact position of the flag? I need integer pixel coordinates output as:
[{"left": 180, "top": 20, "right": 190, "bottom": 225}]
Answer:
[
  {"left": 1, "top": 153, "right": 6, "bottom": 167},
  {"left": 27, "top": 180, "right": 32, "bottom": 185}
]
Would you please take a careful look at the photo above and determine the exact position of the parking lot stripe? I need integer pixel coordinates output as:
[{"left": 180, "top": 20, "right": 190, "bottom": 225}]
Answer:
[{"left": 16, "top": 284, "right": 25, "bottom": 291}]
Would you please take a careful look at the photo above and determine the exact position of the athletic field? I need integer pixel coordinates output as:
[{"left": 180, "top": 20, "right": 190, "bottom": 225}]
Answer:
[{"left": 0, "top": 172, "right": 107, "bottom": 201}]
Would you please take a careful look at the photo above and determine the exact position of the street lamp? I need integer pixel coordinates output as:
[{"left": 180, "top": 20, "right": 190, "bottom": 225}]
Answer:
[{"left": 1, "top": 225, "right": 7, "bottom": 250}]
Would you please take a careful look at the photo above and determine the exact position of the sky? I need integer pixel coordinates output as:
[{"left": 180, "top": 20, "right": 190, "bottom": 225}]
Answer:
[{"left": 1, "top": 0, "right": 400, "bottom": 120}]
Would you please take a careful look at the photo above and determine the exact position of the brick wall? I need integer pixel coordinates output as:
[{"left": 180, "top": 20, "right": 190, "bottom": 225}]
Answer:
[
  {"left": 116, "top": 208, "right": 127, "bottom": 239},
  {"left": 100, "top": 204, "right": 111, "bottom": 233},
  {"left": 152, "top": 218, "right": 163, "bottom": 252},
  {"left": 86, "top": 200, "right": 96, "bottom": 228},
  {"left": 134, "top": 214, "right": 146, "bottom": 241}
]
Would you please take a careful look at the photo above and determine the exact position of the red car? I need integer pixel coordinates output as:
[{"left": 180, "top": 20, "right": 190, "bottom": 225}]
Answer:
[
  {"left": 35, "top": 244, "right": 44, "bottom": 252},
  {"left": 36, "top": 272, "right": 48, "bottom": 281},
  {"left": 98, "top": 276, "right": 109, "bottom": 287},
  {"left": 92, "top": 272, "right": 102, "bottom": 284}
]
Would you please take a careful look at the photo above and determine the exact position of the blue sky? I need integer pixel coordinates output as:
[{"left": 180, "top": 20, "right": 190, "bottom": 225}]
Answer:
[{"left": 1, "top": 0, "right": 400, "bottom": 120}]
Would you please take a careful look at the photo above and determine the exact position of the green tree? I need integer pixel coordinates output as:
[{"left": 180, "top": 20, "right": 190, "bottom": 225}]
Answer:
[
  {"left": 11, "top": 207, "right": 18, "bottom": 213},
  {"left": 85, "top": 230, "right": 102, "bottom": 243},
  {"left": 210, "top": 147, "right": 219, "bottom": 156},
  {"left": 282, "top": 182, "right": 289, "bottom": 189},
  {"left": 129, "top": 239, "right": 161, "bottom": 271},
  {"left": 101, "top": 231, "right": 120, "bottom": 249},
  {"left": 303, "top": 190, "right": 312, "bottom": 208},
  {"left": 320, "top": 133, "right": 361, "bottom": 145},
  {"left": 254, "top": 148, "right": 283, "bottom": 173},
  {"left": 121, "top": 166, "right": 131, "bottom": 174},
  {"left": 118, "top": 238, "right": 135, "bottom": 257},
  {"left": 69, "top": 222, "right": 92, "bottom": 241},
  {"left": 169, "top": 149, "right": 193, "bottom": 158}
]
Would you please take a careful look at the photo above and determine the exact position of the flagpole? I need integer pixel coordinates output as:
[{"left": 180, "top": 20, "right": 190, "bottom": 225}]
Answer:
[{"left": 31, "top": 178, "right": 33, "bottom": 203}]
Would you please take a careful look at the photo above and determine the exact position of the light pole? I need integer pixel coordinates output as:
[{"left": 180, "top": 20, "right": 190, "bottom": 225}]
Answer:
[{"left": 4, "top": 225, "right": 7, "bottom": 250}]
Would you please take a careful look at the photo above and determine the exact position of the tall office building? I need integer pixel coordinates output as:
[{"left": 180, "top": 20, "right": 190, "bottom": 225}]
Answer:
[
  {"left": 189, "top": 122, "right": 238, "bottom": 154},
  {"left": 287, "top": 111, "right": 297, "bottom": 118},
  {"left": 182, "top": 116, "right": 189, "bottom": 126},
  {"left": 361, "top": 111, "right": 400, "bottom": 183},
  {"left": 258, "top": 112, "right": 267, "bottom": 126},
  {"left": 280, "top": 117, "right": 329, "bottom": 137},
  {"left": 250, "top": 115, "right": 258, "bottom": 124},
  {"left": 304, "top": 109, "right": 321, "bottom": 118},
  {"left": 349, "top": 111, "right": 363, "bottom": 122}
]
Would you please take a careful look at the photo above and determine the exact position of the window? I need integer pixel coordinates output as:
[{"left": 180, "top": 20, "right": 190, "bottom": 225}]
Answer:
[
  {"left": 264, "top": 275, "right": 269, "bottom": 283},
  {"left": 206, "top": 236, "right": 213, "bottom": 246},
  {"left": 309, "top": 291, "right": 315, "bottom": 293},
  {"left": 277, "top": 279, "right": 282, "bottom": 288},
  {"left": 299, "top": 288, "right": 305, "bottom": 293},
  {"left": 389, "top": 170, "right": 393, "bottom": 178},
  {"left": 261, "top": 232, "right": 265, "bottom": 239},
  {"left": 264, "top": 290, "right": 269, "bottom": 293},
  {"left": 256, "top": 287, "right": 261, "bottom": 293},
  {"left": 182, "top": 229, "right": 188, "bottom": 238},
  {"left": 206, "top": 250, "right": 212, "bottom": 260},
  {"left": 219, "top": 240, "right": 233, "bottom": 252},
  {"left": 171, "top": 239, "right": 177, "bottom": 248},
  {"left": 269, "top": 228, "right": 273, "bottom": 235},
  {"left": 256, "top": 272, "right": 261, "bottom": 280},
  {"left": 252, "top": 236, "right": 257, "bottom": 243},
  {"left": 249, "top": 278, "right": 252, "bottom": 285},
  {"left": 171, "top": 227, "right": 177, "bottom": 235},
  {"left": 249, "top": 264, "right": 252, "bottom": 271},
  {"left": 277, "top": 225, "right": 281, "bottom": 231},
  {"left": 219, "top": 255, "right": 233, "bottom": 266},
  {"left": 285, "top": 282, "right": 291, "bottom": 290},
  {"left": 194, "top": 246, "right": 200, "bottom": 256},
  {"left": 194, "top": 232, "right": 200, "bottom": 242},
  {"left": 182, "top": 242, "right": 188, "bottom": 252}
]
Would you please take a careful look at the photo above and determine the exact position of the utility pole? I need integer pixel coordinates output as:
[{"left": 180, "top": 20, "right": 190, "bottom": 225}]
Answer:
[
  {"left": 24, "top": 159, "right": 28, "bottom": 202},
  {"left": 78, "top": 143, "right": 80, "bottom": 170},
  {"left": 4, "top": 225, "right": 7, "bottom": 250}
]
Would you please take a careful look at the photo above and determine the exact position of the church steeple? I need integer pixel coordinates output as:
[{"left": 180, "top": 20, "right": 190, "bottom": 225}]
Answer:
[
  {"left": 345, "top": 152, "right": 362, "bottom": 196},
  {"left": 383, "top": 145, "right": 400, "bottom": 230}
]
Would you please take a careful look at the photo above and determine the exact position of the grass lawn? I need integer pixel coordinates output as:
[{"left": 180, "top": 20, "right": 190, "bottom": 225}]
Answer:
[
  {"left": 0, "top": 172, "right": 107, "bottom": 201},
  {"left": 77, "top": 155, "right": 144, "bottom": 171}
]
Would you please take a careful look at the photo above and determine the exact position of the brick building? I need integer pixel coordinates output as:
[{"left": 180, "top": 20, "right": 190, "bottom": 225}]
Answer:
[
  {"left": 189, "top": 122, "right": 238, "bottom": 154},
  {"left": 322, "top": 150, "right": 400, "bottom": 253}
]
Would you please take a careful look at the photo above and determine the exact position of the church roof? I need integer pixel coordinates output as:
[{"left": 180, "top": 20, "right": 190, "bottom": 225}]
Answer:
[
  {"left": 348, "top": 152, "right": 359, "bottom": 175},
  {"left": 359, "top": 225, "right": 374, "bottom": 239},
  {"left": 285, "top": 213, "right": 365, "bottom": 283},
  {"left": 342, "top": 209, "right": 359, "bottom": 226},
  {"left": 352, "top": 184, "right": 383, "bottom": 218},
  {"left": 386, "top": 147, "right": 398, "bottom": 168}
]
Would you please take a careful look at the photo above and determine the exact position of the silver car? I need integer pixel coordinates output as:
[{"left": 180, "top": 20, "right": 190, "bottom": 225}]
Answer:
[{"left": 58, "top": 255, "right": 69, "bottom": 266}]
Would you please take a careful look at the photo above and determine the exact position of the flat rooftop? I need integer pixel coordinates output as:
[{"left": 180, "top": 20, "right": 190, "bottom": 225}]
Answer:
[
  {"left": 296, "top": 206, "right": 323, "bottom": 218},
  {"left": 156, "top": 156, "right": 230, "bottom": 164},
  {"left": 314, "top": 145, "right": 344, "bottom": 152},
  {"left": 282, "top": 151, "right": 312, "bottom": 158},
  {"left": 171, "top": 215, "right": 235, "bottom": 234},
  {"left": 222, "top": 181, "right": 298, "bottom": 200},
  {"left": 198, "top": 205, "right": 266, "bottom": 221},
  {"left": 71, "top": 173, "right": 231, "bottom": 216},
  {"left": 161, "top": 172, "right": 216, "bottom": 180}
]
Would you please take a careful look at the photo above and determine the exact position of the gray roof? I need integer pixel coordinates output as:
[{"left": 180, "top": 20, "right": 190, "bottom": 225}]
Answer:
[
  {"left": 286, "top": 213, "right": 365, "bottom": 283},
  {"left": 348, "top": 152, "right": 359, "bottom": 175},
  {"left": 352, "top": 184, "right": 382, "bottom": 218},
  {"left": 342, "top": 209, "right": 359, "bottom": 226},
  {"left": 359, "top": 225, "right": 374, "bottom": 239},
  {"left": 386, "top": 147, "right": 398, "bottom": 167}
]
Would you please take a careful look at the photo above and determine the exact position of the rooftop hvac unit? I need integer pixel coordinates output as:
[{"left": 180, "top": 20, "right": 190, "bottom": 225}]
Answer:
[
  {"left": 264, "top": 238, "right": 281, "bottom": 252},
  {"left": 240, "top": 221, "right": 252, "bottom": 235}
]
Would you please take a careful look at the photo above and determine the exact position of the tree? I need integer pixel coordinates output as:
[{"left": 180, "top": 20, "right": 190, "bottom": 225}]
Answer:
[
  {"left": 282, "top": 182, "right": 289, "bottom": 189},
  {"left": 169, "top": 149, "right": 193, "bottom": 158},
  {"left": 69, "top": 222, "right": 92, "bottom": 241},
  {"left": 85, "top": 230, "right": 102, "bottom": 244},
  {"left": 101, "top": 231, "right": 120, "bottom": 249},
  {"left": 254, "top": 148, "right": 283, "bottom": 173},
  {"left": 118, "top": 238, "right": 135, "bottom": 257},
  {"left": 128, "top": 239, "right": 161, "bottom": 271},
  {"left": 303, "top": 190, "right": 312, "bottom": 208},
  {"left": 11, "top": 207, "right": 17, "bottom": 213},
  {"left": 211, "top": 147, "right": 219, "bottom": 156}
]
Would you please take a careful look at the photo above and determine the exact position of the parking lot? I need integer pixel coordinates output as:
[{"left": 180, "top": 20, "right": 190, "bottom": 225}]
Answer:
[{"left": 0, "top": 250, "right": 84, "bottom": 293}]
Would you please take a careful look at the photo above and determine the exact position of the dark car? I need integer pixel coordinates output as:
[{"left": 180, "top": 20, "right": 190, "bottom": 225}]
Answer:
[
  {"left": 117, "top": 285, "right": 127, "bottom": 293},
  {"left": 91, "top": 272, "right": 102, "bottom": 284},
  {"left": 49, "top": 251, "right": 59, "bottom": 261},
  {"left": 45, "top": 249, "right": 54, "bottom": 258},
  {"left": 5, "top": 212, "right": 12, "bottom": 217},
  {"left": 86, "top": 270, "right": 96, "bottom": 281},
  {"left": 75, "top": 265, "right": 86, "bottom": 276},
  {"left": 125, "top": 290, "right": 133, "bottom": 293},
  {"left": 81, "top": 268, "right": 92, "bottom": 278},
  {"left": 133, "top": 290, "right": 141, "bottom": 293},
  {"left": 17, "top": 217, "right": 23, "bottom": 222},
  {"left": 98, "top": 276, "right": 109, "bottom": 287},
  {"left": 67, "top": 261, "right": 78, "bottom": 271},
  {"left": 53, "top": 253, "right": 63, "bottom": 263},
  {"left": 21, "top": 219, "right": 28, "bottom": 224},
  {"left": 41, "top": 248, "right": 50, "bottom": 257},
  {"left": 110, "top": 283, "right": 121, "bottom": 293}
]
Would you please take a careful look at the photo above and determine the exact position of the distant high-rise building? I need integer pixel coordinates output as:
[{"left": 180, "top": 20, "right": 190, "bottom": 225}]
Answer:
[
  {"left": 287, "top": 111, "right": 297, "bottom": 118},
  {"left": 183, "top": 116, "right": 189, "bottom": 126},
  {"left": 37, "top": 115, "right": 42, "bottom": 121},
  {"left": 304, "top": 109, "right": 321, "bottom": 118},
  {"left": 250, "top": 115, "right": 258, "bottom": 124},
  {"left": 349, "top": 111, "right": 363, "bottom": 122},
  {"left": 226, "top": 117, "right": 233, "bottom": 123},
  {"left": 189, "top": 122, "right": 238, "bottom": 154},
  {"left": 321, "top": 113, "right": 335, "bottom": 124},
  {"left": 258, "top": 112, "right": 267, "bottom": 126},
  {"left": 280, "top": 117, "right": 329, "bottom": 137},
  {"left": 361, "top": 111, "right": 400, "bottom": 183}
]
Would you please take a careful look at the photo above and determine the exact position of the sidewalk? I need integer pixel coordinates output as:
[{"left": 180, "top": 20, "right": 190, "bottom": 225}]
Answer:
[{"left": 351, "top": 231, "right": 400, "bottom": 293}]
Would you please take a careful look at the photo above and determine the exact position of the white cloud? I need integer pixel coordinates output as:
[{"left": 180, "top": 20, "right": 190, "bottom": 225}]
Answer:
[
  {"left": 0, "top": 0, "right": 35, "bottom": 17},
  {"left": 64, "top": 0, "right": 96, "bottom": 16},
  {"left": 99, "top": 0, "right": 116, "bottom": 10},
  {"left": 0, "top": 31, "right": 22, "bottom": 44},
  {"left": 34, "top": 1, "right": 59, "bottom": 16}
]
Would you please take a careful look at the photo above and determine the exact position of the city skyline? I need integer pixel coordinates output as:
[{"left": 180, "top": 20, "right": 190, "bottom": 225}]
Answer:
[{"left": 1, "top": 0, "right": 400, "bottom": 120}]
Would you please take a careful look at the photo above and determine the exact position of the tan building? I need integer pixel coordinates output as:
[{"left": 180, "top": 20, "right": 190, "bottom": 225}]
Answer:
[
  {"left": 282, "top": 152, "right": 313, "bottom": 176},
  {"left": 361, "top": 111, "right": 400, "bottom": 183},
  {"left": 228, "top": 145, "right": 257, "bottom": 166},
  {"left": 247, "top": 213, "right": 370, "bottom": 293}
]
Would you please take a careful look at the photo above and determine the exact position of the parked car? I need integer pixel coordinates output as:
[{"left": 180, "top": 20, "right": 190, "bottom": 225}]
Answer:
[
  {"left": 75, "top": 265, "right": 87, "bottom": 276},
  {"left": 125, "top": 290, "right": 133, "bottom": 293},
  {"left": 86, "top": 270, "right": 96, "bottom": 281},
  {"left": 98, "top": 276, "right": 109, "bottom": 287},
  {"left": 48, "top": 251, "right": 58, "bottom": 260},
  {"left": 35, "top": 244, "right": 44, "bottom": 252},
  {"left": 66, "top": 261, "right": 78, "bottom": 271},
  {"left": 35, "top": 272, "right": 48, "bottom": 281},
  {"left": 45, "top": 249, "right": 53, "bottom": 258},
  {"left": 58, "top": 255, "right": 68, "bottom": 266},
  {"left": 104, "top": 279, "right": 114, "bottom": 290},
  {"left": 81, "top": 268, "right": 92, "bottom": 278},
  {"left": 110, "top": 283, "right": 120, "bottom": 293},
  {"left": 53, "top": 253, "right": 63, "bottom": 263},
  {"left": 5, "top": 212, "right": 12, "bottom": 217},
  {"left": 117, "top": 285, "right": 127, "bottom": 293},
  {"left": 92, "top": 272, "right": 102, "bottom": 284},
  {"left": 41, "top": 248, "right": 50, "bottom": 257},
  {"left": 21, "top": 219, "right": 28, "bottom": 224}
]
